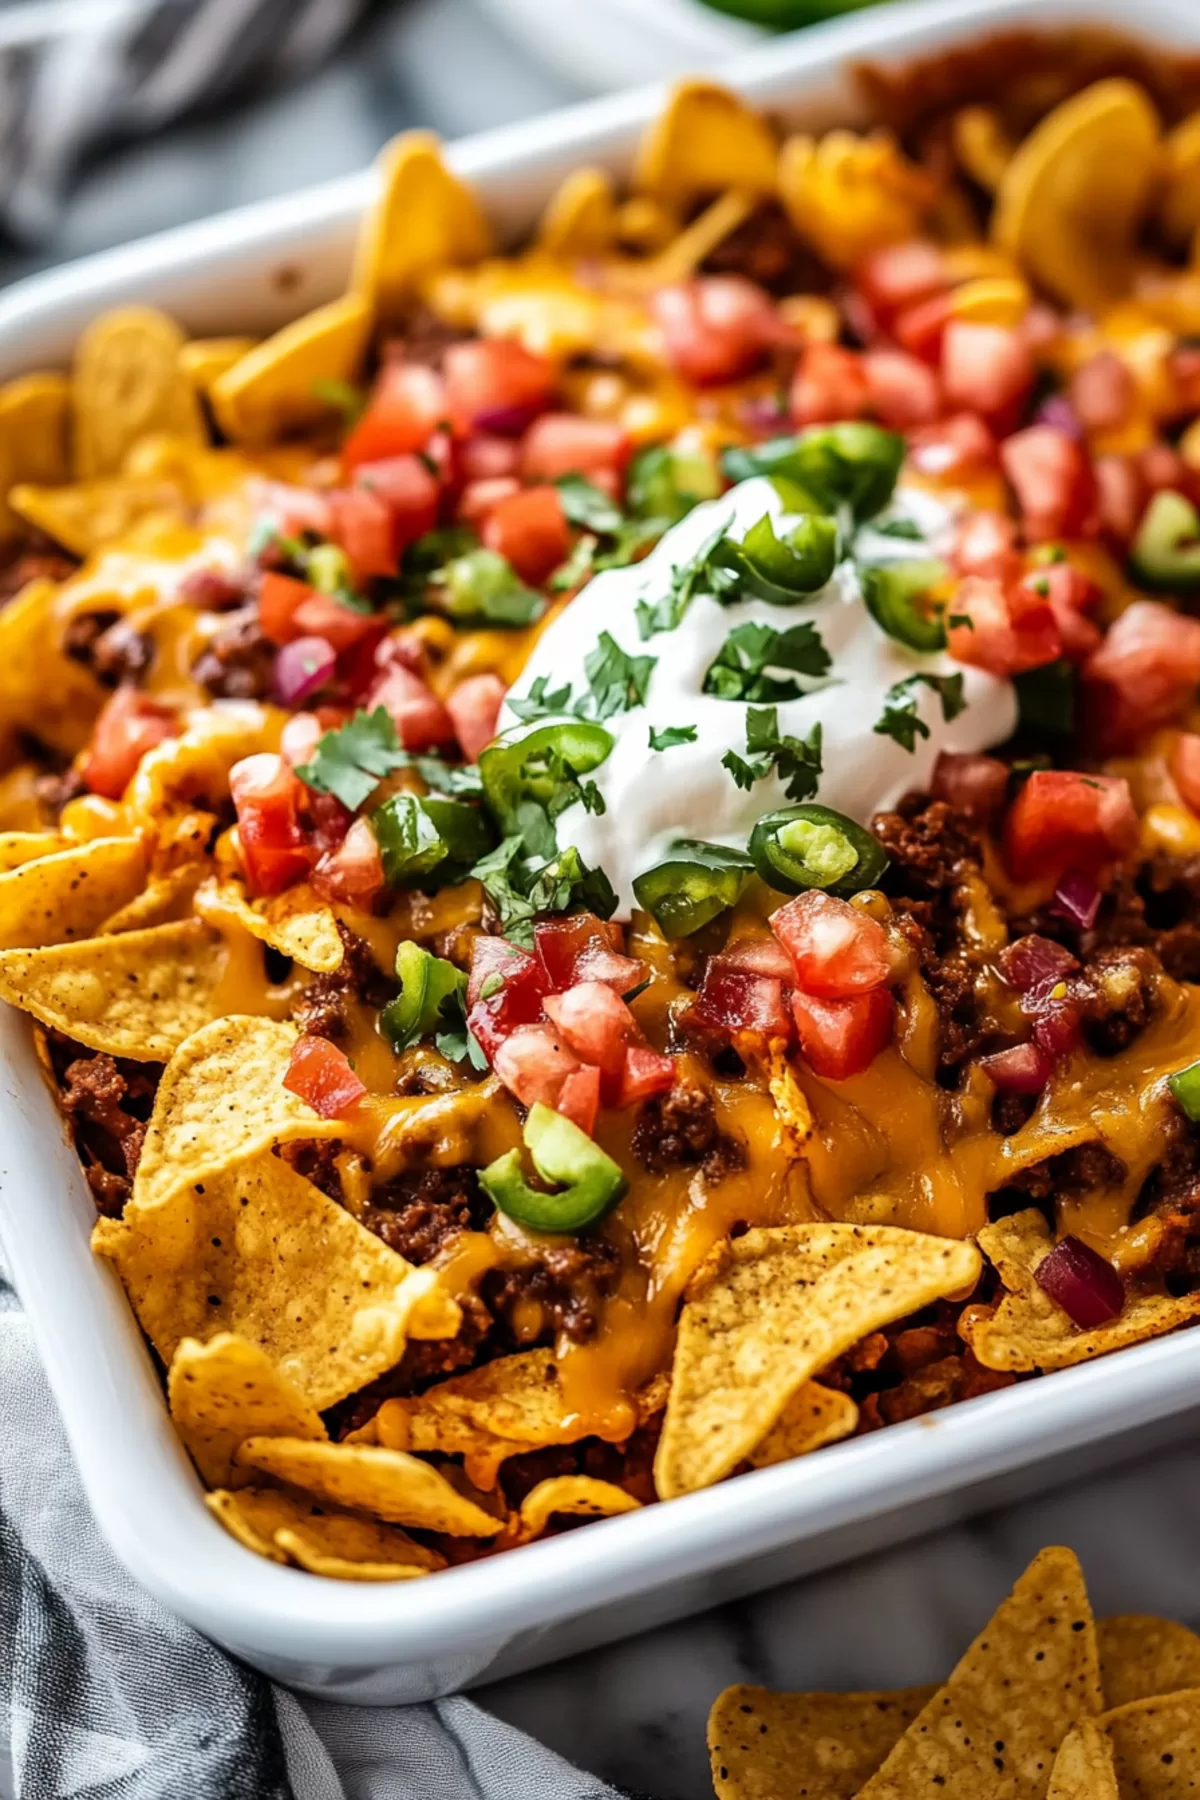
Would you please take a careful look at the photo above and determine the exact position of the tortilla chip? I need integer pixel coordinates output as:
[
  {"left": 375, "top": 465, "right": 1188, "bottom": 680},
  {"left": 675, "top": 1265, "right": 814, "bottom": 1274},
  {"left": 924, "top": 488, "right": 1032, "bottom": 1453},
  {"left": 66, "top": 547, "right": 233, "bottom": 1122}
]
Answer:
[
  {"left": 511, "top": 1476, "right": 640, "bottom": 1544},
  {"left": 766, "top": 1047, "right": 813, "bottom": 1154},
  {"left": 0, "top": 832, "right": 66, "bottom": 874},
  {"left": 180, "top": 337, "right": 258, "bottom": 395},
  {"left": 634, "top": 81, "right": 777, "bottom": 205},
  {"left": 709, "top": 1685, "right": 936, "bottom": 1800},
  {"left": 746, "top": 1382, "right": 858, "bottom": 1471},
  {"left": 9, "top": 476, "right": 186, "bottom": 559},
  {"left": 197, "top": 876, "right": 342, "bottom": 974},
  {"left": 1099, "top": 1615, "right": 1200, "bottom": 1709},
  {"left": 0, "top": 373, "right": 70, "bottom": 535},
  {"left": 0, "top": 577, "right": 106, "bottom": 754},
  {"left": 94, "top": 1150, "right": 459, "bottom": 1407},
  {"left": 0, "top": 837, "right": 146, "bottom": 951},
  {"left": 1101, "top": 1688, "right": 1200, "bottom": 1794},
  {"left": 964, "top": 1210, "right": 1200, "bottom": 1373},
  {"left": 168, "top": 1333, "right": 325, "bottom": 1487},
  {"left": 234, "top": 1437, "right": 504, "bottom": 1537},
  {"left": 654, "top": 1224, "right": 981, "bottom": 1498},
  {"left": 855, "top": 1547, "right": 1102, "bottom": 1798},
  {"left": 0, "top": 919, "right": 224, "bottom": 1059},
  {"left": 537, "top": 168, "right": 618, "bottom": 258},
  {"left": 72, "top": 306, "right": 205, "bottom": 478},
  {"left": 779, "top": 129, "right": 934, "bottom": 270},
  {"left": 352, "top": 131, "right": 491, "bottom": 319},
  {"left": 206, "top": 1485, "right": 444, "bottom": 1579},
  {"left": 210, "top": 295, "right": 372, "bottom": 445},
  {"left": 130, "top": 1015, "right": 340, "bottom": 1214},
  {"left": 101, "top": 863, "right": 205, "bottom": 934},
  {"left": 1047, "top": 1720, "right": 1119, "bottom": 1798}
]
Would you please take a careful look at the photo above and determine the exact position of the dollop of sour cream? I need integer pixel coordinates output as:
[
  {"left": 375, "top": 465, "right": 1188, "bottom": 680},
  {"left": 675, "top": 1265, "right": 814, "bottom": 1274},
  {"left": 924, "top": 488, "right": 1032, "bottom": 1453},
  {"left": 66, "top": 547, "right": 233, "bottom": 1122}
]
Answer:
[{"left": 502, "top": 478, "right": 1017, "bottom": 913}]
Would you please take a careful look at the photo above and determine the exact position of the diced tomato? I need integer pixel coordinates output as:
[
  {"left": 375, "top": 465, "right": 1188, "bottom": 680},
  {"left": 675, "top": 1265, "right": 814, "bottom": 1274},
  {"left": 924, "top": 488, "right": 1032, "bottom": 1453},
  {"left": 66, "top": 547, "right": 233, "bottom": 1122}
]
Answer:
[
  {"left": 1141, "top": 442, "right": 1197, "bottom": 502},
  {"left": 459, "top": 434, "right": 522, "bottom": 482},
  {"left": 652, "top": 276, "right": 791, "bottom": 387},
  {"left": 81, "top": 687, "right": 178, "bottom": 801},
  {"left": 520, "top": 413, "right": 631, "bottom": 483},
  {"left": 951, "top": 509, "right": 1023, "bottom": 585},
  {"left": 906, "top": 411, "right": 997, "bottom": 480},
  {"left": 1001, "top": 426, "right": 1097, "bottom": 542},
  {"left": 941, "top": 321, "right": 1033, "bottom": 425},
  {"left": 978, "top": 1041, "right": 1052, "bottom": 1095},
  {"left": 458, "top": 476, "right": 521, "bottom": 529},
  {"left": 341, "top": 363, "right": 446, "bottom": 473},
  {"left": 229, "top": 752, "right": 315, "bottom": 896},
  {"left": 447, "top": 672, "right": 506, "bottom": 762},
  {"left": 311, "top": 816, "right": 385, "bottom": 908},
  {"left": 1084, "top": 600, "right": 1200, "bottom": 748},
  {"left": 443, "top": 339, "right": 555, "bottom": 436},
  {"left": 1172, "top": 733, "right": 1200, "bottom": 816},
  {"left": 258, "top": 570, "right": 316, "bottom": 645},
  {"left": 719, "top": 934, "right": 796, "bottom": 981},
  {"left": 690, "top": 960, "right": 792, "bottom": 1038},
  {"left": 770, "top": 891, "right": 892, "bottom": 999},
  {"left": 283, "top": 1034, "right": 367, "bottom": 1118},
  {"left": 533, "top": 914, "right": 641, "bottom": 994},
  {"left": 555, "top": 1062, "right": 601, "bottom": 1136},
  {"left": 861, "top": 349, "right": 940, "bottom": 428},
  {"left": 292, "top": 589, "right": 380, "bottom": 654},
  {"left": 367, "top": 661, "right": 455, "bottom": 750},
  {"left": 493, "top": 1022, "right": 582, "bottom": 1109},
  {"left": 328, "top": 487, "right": 399, "bottom": 580},
  {"left": 892, "top": 291, "right": 954, "bottom": 364},
  {"left": 856, "top": 241, "right": 946, "bottom": 317},
  {"left": 1093, "top": 453, "right": 1146, "bottom": 546},
  {"left": 1004, "top": 769, "right": 1138, "bottom": 882},
  {"left": 615, "top": 1044, "right": 676, "bottom": 1108},
  {"left": 1014, "top": 563, "right": 1101, "bottom": 661},
  {"left": 930, "top": 751, "right": 1009, "bottom": 818},
  {"left": 1069, "top": 351, "right": 1135, "bottom": 434},
  {"left": 1171, "top": 346, "right": 1200, "bottom": 414},
  {"left": 352, "top": 454, "right": 441, "bottom": 551},
  {"left": 466, "top": 936, "right": 549, "bottom": 1059},
  {"left": 482, "top": 484, "right": 570, "bottom": 585},
  {"left": 946, "top": 574, "right": 1061, "bottom": 677},
  {"left": 790, "top": 343, "right": 869, "bottom": 428},
  {"left": 791, "top": 985, "right": 894, "bottom": 1081},
  {"left": 252, "top": 481, "right": 334, "bottom": 545},
  {"left": 542, "top": 981, "right": 637, "bottom": 1082}
]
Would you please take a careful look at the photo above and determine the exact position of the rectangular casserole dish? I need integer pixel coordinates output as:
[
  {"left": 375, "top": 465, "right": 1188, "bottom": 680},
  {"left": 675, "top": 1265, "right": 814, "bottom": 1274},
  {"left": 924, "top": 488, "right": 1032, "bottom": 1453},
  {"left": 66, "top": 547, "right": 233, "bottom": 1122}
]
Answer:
[{"left": 1, "top": 0, "right": 1199, "bottom": 1705}]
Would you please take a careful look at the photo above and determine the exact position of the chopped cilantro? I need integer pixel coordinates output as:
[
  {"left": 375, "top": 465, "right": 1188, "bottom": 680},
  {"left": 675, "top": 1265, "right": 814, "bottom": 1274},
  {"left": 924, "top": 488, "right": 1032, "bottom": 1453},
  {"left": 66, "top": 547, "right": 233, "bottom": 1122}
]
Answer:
[
  {"left": 636, "top": 518, "right": 731, "bottom": 640},
  {"left": 649, "top": 724, "right": 698, "bottom": 750},
  {"left": 703, "top": 619, "right": 830, "bottom": 704},
  {"left": 873, "top": 673, "right": 966, "bottom": 753},
  {"left": 721, "top": 705, "right": 823, "bottom": 803},
  {"left": 555, "top": 474, "right": 624, "bottom": 535},
  {"left": 580, "top": 632, "right": 655, "bottom": 721},
  {"left": 471, "top": 836, "right": 616, "bottom": 948},
  {"left": 506, "top": 674, "right": 576, "bottom": 724},
  {"left": 296, "top": 707, "right": 481, "bottom": 811}
]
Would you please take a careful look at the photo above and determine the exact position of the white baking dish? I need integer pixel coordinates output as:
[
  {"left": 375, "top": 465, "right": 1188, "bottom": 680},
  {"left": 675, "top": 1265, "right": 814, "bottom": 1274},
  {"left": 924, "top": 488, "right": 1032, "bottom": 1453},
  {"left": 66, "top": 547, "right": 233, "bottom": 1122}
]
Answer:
[{"left": 2, "top": 0, "right": 1200, "bottom": 1704}]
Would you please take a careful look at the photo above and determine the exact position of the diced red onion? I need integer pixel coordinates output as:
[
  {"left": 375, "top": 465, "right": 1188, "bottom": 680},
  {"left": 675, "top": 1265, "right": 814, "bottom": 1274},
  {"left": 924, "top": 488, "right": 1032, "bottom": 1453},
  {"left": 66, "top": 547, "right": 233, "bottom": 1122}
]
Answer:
[
  {"left": 1051, "top": 867, "right": 1102, "bottom": 931},
  {"left": 178, "top": 566, "right": 246, "bottom": 610},
  {"left": 738, "top": 392, "right": 790, "bottom": 434},
  {"left": 274, "top": 635, "right": 336, "bottom": 706},
  {"left": 999, "top": 934, "right": 1079, "bottom": 998},
  {"left": 980, "top": 1042, "right": 1053, "bottom": 1093},
  {"left": 472, "top": 402, "right": 543, "bottom": 437},
  {"left": 1032, "top": 999, "right": 1082, "bottom": 1060},
  {"left": 1034, "top": 394, "right": 1084, "bottom": 441},
  {"left": 1034, "top": 1235, "right": 1125, "bottom": 1328},
  {"left": 930, "top": 751, "right": 1008, "bottom": 818}
]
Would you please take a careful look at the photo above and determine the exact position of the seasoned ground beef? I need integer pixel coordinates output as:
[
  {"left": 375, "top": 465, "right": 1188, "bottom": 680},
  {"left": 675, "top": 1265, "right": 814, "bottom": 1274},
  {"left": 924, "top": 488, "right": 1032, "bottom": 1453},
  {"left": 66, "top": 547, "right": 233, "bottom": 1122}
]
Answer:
[
  {"left": 482, "top": 1235, "right": 621, "bottom": 1346},
  {"left": 293, "top": 925, "right": 396, "bottom": 1041},
  {"left": 1074, "top": 946, "right": 1159, "bottom": 1055},
  {"left": 499, "top": 1420, "right": 661, "bottom": 1511},
  {"left": 382, "top": 305, "right": 471, "bottom": 369},
  {"left": 631, "top": 1082, "right": 745, "bottom": 1180},
  {"left": 48, "top": 1036, "right": 161, "bottom": 1215},
  {"left": 821, "top": 1302, "right": 1015, "bottom": 1432},
  {"left": 700, "top": 200, "right": 831, "bottom": 297},
  {"left": 873, "top": 796, "right": 982, "bottom": 926},
  {"left": 321, "top": 1294, "right": 494, "bottom": 1437},
  {"left": 360, "top": 1166, "right": 490, "bottom": 1263},
  {"left": 63, "top": 611, "right": 154, "bottom": 688},
  {"left": 277, "top": 1137, "right": 344, "bottom": 1200},
  {"left": 34, "top": 762, "right": 87, "bottom": 822},
  {"left": 998, "top": 1138, "right": 1128, "bottom": 1210},
  {"left": 190, "top": 604, "right": 276, "bottom": 701},
  {"left": 0, "top": 535, "right": 76, "bottom": 606}
]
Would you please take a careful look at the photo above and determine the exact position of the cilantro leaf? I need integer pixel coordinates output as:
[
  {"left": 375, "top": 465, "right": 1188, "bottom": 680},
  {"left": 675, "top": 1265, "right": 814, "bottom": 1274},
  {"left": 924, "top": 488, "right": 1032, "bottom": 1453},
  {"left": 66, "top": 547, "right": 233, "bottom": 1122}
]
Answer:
[
  {"left": 636, "top": 518, "right": 731, "bottom": 641},
  {"left": 555, "top": 474, "right": 624, "bottom": 535},
  {"left": 649, "top": 724, "right": 698, "bottom": 750},
  {"left": 723, "top": 705, "right": 823, "bottom": 803},
  {"left": 471, "top": 837, "right": 616, "bottom": 948},
  {"left": 507, "top": 674, "right": 576, "bottom": 724},
  {"left": 296, "top": 707, "right": 481, "bottom": 811},
  {"left": 703, "top": 619, "right": 830, "bottom": 704},
  {"left": 580, "top": 632, "right": 655, "bottom": 721},
  {"left": 549, "top": 534, "right": 598, "bottom": 593},
  {"left": 873, "top": 672, "right": 966, "bottom": 754}
]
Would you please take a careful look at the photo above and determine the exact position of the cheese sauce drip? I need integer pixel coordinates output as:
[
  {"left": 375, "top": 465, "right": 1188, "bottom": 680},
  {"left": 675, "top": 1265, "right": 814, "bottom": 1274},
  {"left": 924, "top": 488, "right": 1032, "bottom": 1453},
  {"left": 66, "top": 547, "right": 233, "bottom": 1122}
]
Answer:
[{"left": 503, "top": 478, "right": 1018, "bottom": 912}]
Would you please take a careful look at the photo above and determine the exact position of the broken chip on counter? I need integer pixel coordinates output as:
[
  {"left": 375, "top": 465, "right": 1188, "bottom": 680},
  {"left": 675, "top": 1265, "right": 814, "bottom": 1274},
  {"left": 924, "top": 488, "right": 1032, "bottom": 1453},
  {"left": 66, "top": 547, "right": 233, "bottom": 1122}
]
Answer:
[
  {"left": 709, "top": 1548, "right": 1200, "bottom": 1799},
  {"left": 10, "top": 32, "right": 1200, "bottom": 1578}
]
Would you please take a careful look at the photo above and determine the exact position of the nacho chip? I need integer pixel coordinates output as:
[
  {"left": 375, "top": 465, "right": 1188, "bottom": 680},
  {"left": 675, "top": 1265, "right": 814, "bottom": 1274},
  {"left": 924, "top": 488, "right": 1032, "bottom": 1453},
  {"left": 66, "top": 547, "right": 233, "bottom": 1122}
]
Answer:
[
  {"left": 179, "top": 337, "right": 258, "bottom": 395},
  {"left": 0, "top": 919, "right": 224, "bottom": 1059},
  {"left": 233, "top": 1437, "right": 504, "bottom": 1537},
  {"left": 10, "top": 476, "right": 186, "bottom": 559},
  {"left": 72, "top": 306, "right": 205, "bottom": 478},
  {"left": 779, "top": 130, "right": 934, "bottom": 270},
  {"left": 0, "top": 577, "right": 106, "bottom": 754},
  {"left": 1099, "top": 1614, "right": 1200, "bottom": 1709},
  {"left": 206, "top": 1485, "right": 444, "bottom": 1579},
  {"left": 964, "top": 1210, "right": 1200, "bottom": 1373},
  {"left": 634, "top": 81, "right": 777, "bottom": 205},
  {"left": 1047, "top": 1720, "right": 1118, "bottom": 1799},
  {"left": 855, "top": 1547, "right": 1102, "bottom": 1798},
  {"left": 709, "top": 1685, "right": 936, "bottom": 1800},
  {"left": 537, "top": 168, "right": 618, "bottom": 259},
  {"left": 746, "top": 1382, "right": 858, "bottom": 1471},
  {"left": 0, "top": 832, "right": 65, "bottom": 874},
  {"left": 130, "top": 1015, "right": 340, "bottom": 1215},
  {"left": 1102, "top": 1688, "right": 1200, "bottom": 1794},
  {"left": 1161, "top": 113, "right": 1200, "bottom": 252},
  {"left": 94, "top": 1151, "right": 459, "bottom": 1406},
  {"left": 210, "top": 295, "right": 372, "bottom": 445},
  {"left": 100, "top": 863, "right": 205, "bottom": 934},
  {"left": 0, "top": 837, "right": 146, "bottom": 950},
  {"left": 654, "top": 1224, "right": 981, "bottom": 1497},
  {"left": 352, "top": 131, "right": 491, "bottom": 320},
  {"left": 168, "top": 1333, "right": 326, "bottom": 1487},
  {"left": 0, "top": 373, "right": 70, "bottom": 536},
  {"left": 513, "top": 1477, "right": 640, "bottom": 1543},
  {"left": 197, "top": 877, "right": 342, "bottom": 974},
  {"left": 765, "top": 1047, "right": 813, "bottom": 1155}
]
